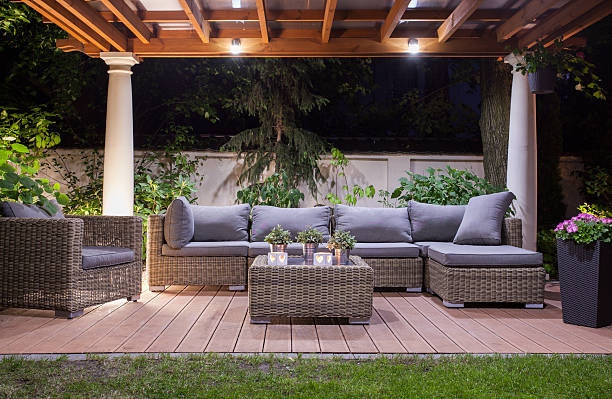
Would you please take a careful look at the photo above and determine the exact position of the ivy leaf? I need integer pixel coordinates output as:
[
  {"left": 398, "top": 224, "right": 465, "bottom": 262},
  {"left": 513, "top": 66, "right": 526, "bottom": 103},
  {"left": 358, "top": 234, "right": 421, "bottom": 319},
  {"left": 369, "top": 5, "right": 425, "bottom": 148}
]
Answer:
[{"left": 11, "top": 143, "right": 29, "bottom": 153}]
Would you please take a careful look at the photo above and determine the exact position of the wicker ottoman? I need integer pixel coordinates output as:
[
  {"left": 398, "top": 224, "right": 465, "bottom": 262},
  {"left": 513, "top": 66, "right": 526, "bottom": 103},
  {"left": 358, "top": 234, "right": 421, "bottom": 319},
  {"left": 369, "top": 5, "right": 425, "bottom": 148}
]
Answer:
[{"left": 249, "top": 255, "right": 373, "bottom": 324}]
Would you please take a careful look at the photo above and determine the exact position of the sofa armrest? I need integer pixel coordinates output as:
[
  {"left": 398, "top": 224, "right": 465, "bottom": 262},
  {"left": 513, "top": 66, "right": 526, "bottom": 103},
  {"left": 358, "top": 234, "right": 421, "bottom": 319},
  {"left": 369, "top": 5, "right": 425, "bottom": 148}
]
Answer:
[
  {"left": 501, "top": 218, "right": 522, "bottom": 248},
  {"left": 146, "top": 214, "right": 164, "bottom": 259},
  {"left": 66, "top": 215, "right": 142, "bottom": 263}
]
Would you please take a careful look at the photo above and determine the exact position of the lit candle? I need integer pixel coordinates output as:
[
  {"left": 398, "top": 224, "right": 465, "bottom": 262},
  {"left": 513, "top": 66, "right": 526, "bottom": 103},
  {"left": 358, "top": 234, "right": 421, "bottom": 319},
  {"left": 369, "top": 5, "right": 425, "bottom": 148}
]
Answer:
[
  {"left": 313, "top": 252, "right": 332, "bottom": 266},
  {"left": 268, "top": 252, "right": 278, "bottom": 265},
  {"left": 277, "top": 252, "right": 288, "bottom": 265}
]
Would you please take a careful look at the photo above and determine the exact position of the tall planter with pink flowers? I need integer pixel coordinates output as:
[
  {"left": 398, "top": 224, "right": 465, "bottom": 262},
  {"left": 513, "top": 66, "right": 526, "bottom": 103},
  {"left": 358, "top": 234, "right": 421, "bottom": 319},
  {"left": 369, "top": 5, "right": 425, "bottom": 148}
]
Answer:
[{"left": 554, "top": 213, "right": 611, "bottom": 328}]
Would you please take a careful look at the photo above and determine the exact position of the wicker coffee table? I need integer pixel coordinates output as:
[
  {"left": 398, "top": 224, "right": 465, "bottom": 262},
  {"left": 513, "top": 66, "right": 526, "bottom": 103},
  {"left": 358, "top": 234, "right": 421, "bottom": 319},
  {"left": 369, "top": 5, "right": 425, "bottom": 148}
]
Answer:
[{"left": 249, "top": 255, "right": 374, "bottom": 324}]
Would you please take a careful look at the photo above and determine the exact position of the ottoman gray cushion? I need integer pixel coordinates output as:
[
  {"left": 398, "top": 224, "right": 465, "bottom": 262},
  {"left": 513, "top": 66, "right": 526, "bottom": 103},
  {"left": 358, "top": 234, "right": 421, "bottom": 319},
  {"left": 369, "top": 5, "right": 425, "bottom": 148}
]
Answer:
[
  {"left": 251, "top": 206, "right": 330, "bottom": 242},
  {"left": 162, "top": 241, "right": 250, "bottom": 257},
  {"left": 0, "top": 200, "right": 64, "bottom": 218},
  {"left": 82, "top": 246, "right": 135, "bottom": 270},
  {"left": 454, "top": 192, "right": 515, "bottom": 245},
  {"left": 192, "top": 204, "right": 250, "bottom": 242},
  {"left": 164, "top": 197, "right": 194, "bottom": 249},
  {"left": 409, "top": 201, "right": 466, "bottom": 242},
  {"left": 427, "top": 242, "right": 543, "bottom": 266},
  {"left": 351, "top": 242, "right": 420, "bottom": 258},
  {"left": 334, "top": 204, "right": 412, "bottom": 242},
  {"left": 248, "top": 242, "right": 328, "bottom": 257}
]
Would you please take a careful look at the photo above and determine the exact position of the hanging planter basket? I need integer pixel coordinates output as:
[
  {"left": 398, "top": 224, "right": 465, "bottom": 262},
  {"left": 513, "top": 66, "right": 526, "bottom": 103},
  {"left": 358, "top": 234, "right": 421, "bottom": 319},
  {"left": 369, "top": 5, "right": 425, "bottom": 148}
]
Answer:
[
  {"left": 557, "top": 239, "right": 612, "bottom": 328},
  {"left": 527, "top": 68, "right": 556, "bottom": 94}
]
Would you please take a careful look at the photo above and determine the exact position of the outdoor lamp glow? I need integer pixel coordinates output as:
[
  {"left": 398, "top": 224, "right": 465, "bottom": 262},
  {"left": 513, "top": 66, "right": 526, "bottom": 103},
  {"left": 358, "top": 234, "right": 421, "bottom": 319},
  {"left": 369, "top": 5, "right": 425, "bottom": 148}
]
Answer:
[
  {"left": 232, "top": 0, "right": 241, "bottom": 8},
  {"left": 408, "top": 0, "right": 418, "bottom": 8},
  {"left": 231, "top": 38, "right": 242, "bottom": 54},
  {"left": 408, "top": 38, "right": 419, "bottom": 54}
]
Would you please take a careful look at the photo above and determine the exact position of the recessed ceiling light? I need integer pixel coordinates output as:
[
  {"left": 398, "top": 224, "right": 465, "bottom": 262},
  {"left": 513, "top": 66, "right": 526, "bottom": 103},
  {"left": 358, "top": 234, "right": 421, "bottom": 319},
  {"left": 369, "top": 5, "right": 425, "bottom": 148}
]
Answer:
[
  {"left": 408, "top": 38, "right": 419, "bottom": 53},
  {"left": 408, "top": 0, "right": 418, "bottom": 8}
]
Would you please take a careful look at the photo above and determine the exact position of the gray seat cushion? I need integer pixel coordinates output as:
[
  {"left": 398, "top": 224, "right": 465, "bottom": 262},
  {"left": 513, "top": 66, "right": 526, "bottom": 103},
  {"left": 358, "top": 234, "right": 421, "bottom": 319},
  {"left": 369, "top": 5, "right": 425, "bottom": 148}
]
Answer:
[
  {"left": 162, "top": 241, "right": 249, "bottom": 257},
  {"left": 251, "top": 206, "right": 330, "bottom": 242},
  {"left": 82, "top": 246, "right": 135, "bottom": 270},
  {"left": 427, "top": 242, "right": 543, "bottom": 266},
  {"left": 453, "top": 192, "right": 515, "bottom": 245},
  {"left": 164, "top": 197, "right": 194, "bottom": 249},
  {"left": 351, "top": 243, "right": 420, "bottom": 258},
  {"left": 409, "top": 201, "right": 466, "bottom": 242},
  {"left": 248, "top": 242, "right": 329, "bottom": 257},
  {"left": 191, "top": 204, "right": 250, "bottom": 242},
  {"left": 334, "top": 204, "right": 412, "bottom": 242},
  {"left": 413, "top": 241, "right": 444, "bottom": 257},
  {"left": 0, "top": 200, "right": 64, "bottom": 218}
]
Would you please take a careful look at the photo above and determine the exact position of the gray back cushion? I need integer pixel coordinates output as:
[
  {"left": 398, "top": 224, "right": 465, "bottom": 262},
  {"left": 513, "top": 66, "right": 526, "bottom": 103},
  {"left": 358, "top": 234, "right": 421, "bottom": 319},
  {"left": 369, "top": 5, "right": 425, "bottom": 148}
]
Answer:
[
  {"left": 164, "top": 197, "right": 194, "bottom": 249},
  {"left": 192, "top": 204, "right": 251, "bottom": 241},
  {"left": 334, "top": 204, "right": 412, "bottom": 243},
  {"left": 453, "top": 192, "right": 515, "bottom": 245},
  {"left": 409, "top": 200, "right": 466, "bottom": 242},
  {"left": 251, "top": 206, "right": 330, "bottom": 242},
  {"left": 0, "top": 200, "right": 64, "bottom": 218}
]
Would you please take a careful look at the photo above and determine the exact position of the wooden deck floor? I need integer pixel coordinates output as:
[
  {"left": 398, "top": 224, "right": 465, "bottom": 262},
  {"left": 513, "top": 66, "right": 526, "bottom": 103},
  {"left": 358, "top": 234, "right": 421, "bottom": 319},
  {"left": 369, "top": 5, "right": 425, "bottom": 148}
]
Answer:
[{"left": 1, "top": 284, "right": 611, "bottom": 355}]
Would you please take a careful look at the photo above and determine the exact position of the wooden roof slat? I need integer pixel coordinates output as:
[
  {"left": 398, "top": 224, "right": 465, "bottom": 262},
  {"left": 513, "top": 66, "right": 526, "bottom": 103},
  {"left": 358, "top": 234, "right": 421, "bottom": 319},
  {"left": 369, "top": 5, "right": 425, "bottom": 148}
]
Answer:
[
  {"left": 23, "top": 0, "right": 89, "bottom": 45},
  {"left": 438, "top": 0, "right": 484, "bottom": 43},
  {"left": 540, "top": 0, "right": 612, "bottom": 47},
  {"left": 517, "top": 0, "right": 604, "bottom": 49},
  {"left": 380, "top": 0, "right": 411, "bottom": 43},
  {"left": 322, "top": 0, "right": 338, "bottom": 43},
  {"left": 99, "top": 0, "right": 152, "bottom": 44},
  {"left": 256, "top": 0, "right": 269, "bottom": 43},
  {"left": 178, "top": 0, "right": 211, "bottom": 44},
  {"left": 56, "top": 0, "right": 128, "bottom": 51},
  {"left": 496, "top": 0, "right": 565, "bottom": 42}
]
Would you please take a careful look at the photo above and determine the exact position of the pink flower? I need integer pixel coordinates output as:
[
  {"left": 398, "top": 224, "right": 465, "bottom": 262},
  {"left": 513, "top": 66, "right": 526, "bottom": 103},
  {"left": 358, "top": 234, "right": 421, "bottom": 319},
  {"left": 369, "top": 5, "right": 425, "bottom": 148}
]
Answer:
[
  {"left": 566, "top": 223, "right": 578, "bottom": 233},
  {"left": 576, "top": 51, "right": 585, "bottom": 59}
]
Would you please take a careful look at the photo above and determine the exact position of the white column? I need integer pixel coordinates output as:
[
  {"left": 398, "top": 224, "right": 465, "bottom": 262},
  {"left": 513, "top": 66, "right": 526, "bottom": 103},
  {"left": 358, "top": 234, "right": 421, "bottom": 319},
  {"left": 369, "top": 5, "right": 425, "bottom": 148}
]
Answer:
[
  {"left": 504, "top": 54, "right": 537, "bottom": 251},
  {"left": 100, "top": 52, "right": 139, "bottom": 216}
]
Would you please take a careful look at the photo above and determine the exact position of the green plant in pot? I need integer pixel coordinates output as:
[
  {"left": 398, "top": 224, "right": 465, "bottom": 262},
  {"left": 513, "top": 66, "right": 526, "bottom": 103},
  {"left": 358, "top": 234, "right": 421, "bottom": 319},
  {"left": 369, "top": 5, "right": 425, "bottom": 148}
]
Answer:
[
  {"left": 297, "top": 225, "right": 324, "bottom": 265},
  {"left": 512, "top": 40, "right": 606, "bottom": 99},
  {"left": 264, "top": 224, "right": 292, "bottom": 253},
  {"left": 327, "top": 230, "right": 356, "bottom": 265},
  {"left": 554, "top": 210, "right": 611, "bottom": 328}
]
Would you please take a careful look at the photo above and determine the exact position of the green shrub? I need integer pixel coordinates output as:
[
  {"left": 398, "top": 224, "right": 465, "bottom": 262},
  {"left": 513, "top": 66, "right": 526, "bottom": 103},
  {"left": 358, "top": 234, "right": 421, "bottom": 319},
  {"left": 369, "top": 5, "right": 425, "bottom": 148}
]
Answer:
[
  {"left": 296, "top": 226, "right": 324, "bottom": 244},
  {"left": 326, "top": 147, "right": 375, "bottom": 206},
  {"left": 237, "top": 172, "right": 304, "bottom": 208},
  {"left": 537, "top": 229, "right": 558, "bottom": 279},
  {"left": 264, "top": 225, "right": 292, "bottom": 245},
  {"left": 327, "top": 230, "right": 356, "bottom": 250}
]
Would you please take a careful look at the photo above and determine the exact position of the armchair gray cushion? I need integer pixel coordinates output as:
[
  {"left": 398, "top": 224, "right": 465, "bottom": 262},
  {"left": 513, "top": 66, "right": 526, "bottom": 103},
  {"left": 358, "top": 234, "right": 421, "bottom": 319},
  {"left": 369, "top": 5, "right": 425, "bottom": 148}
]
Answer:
[
  {"left": 334, "top": 204, "right": 412, "bottom": 242},
  {"left": 164, "top": 197, "right": 194, "bottom": 249},
  {"left": 82, "top": 246, "right": 135, "bottom": 270},
  {"left": 409, "top": 201, "right": 465, "bottom": 242},
  {"left": 162, "top": 241, "right": 249, "bottom": 257},
  {"left": 453, "top": 192, "right": 515, "bottom": 245},
  {"left": 1, "top": 200, "right": 64, "bottom": 218},
  {"left": 191, "top": 204, "right": 250, "bottom": 242},
  {"left": 251, "top": 206, "right": 330, "bottom": 242},
  {"left": 427, "top": 242, "right": 543, "bottom": 266}
]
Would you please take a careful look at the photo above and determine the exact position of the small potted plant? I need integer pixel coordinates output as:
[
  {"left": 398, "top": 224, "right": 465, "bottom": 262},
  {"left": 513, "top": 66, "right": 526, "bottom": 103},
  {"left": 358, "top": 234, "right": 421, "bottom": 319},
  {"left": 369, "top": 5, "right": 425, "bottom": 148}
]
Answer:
[
  {"left": 296, "top": 225, "right": 324, "bottom": 265},
  {"left": 264, "top": 224, "right": 292, "bottom": 253},
  {"left": 327, "top": 230, "right": 356, "bottom": 265},
  {"left": 554, "top": 210, "right": 611, "bottom": 328},
  {"left": 513, "top": 39, "right": 606, "bottom": 98}
]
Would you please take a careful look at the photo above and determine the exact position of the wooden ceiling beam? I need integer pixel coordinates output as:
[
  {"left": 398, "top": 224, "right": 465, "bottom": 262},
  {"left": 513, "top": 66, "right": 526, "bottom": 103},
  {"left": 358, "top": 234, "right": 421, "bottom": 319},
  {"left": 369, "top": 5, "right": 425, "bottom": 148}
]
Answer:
[
  {"left": 255, "top": 0, "right": 268, "bottom": 43},
  {"left": 99, "top": 0, "right": 152, "bottom": 44},
  {"left": 380, "top": 0, "right": 412, "bottom": 43},
  {"left": 31, "top": 0, "right": 111, "bottom": 51},
  {"left": 438, "top": 0, "right": 484, "bottom": 43},
  {"left": 496, "top": 0, "right": 566, "bottom": 42},
  {"left": 540, "top": 1, "right": 612, "bottom": 47},
  {"left": 55, "top": 0, "right": 127, "bottom": 51},
  {"left": 321, "top": 0, "right": 338, "bottom": 43},
  {"left": 178, "top": 0, "right": 211, "bottom": 43},
  {"left": 517, "top": 0, "right": 604, "bottom": 49},
  {"left": 23, "top": 0, "right": 89, "bottom": 45}
]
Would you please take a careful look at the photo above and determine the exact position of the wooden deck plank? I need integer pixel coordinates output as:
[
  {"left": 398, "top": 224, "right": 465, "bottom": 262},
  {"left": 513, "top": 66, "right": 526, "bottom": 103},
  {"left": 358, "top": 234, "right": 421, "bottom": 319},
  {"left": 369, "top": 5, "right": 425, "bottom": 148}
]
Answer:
[
  {"left": 118, "top": 286, "right": 202, "bottom": 353},
  {"left": 87, "top": 286, "right": 185, "bottom": 353},
  {"left": 364, "top": 308, "right": 407, "bottom": 353},
  {"left": 176, "top": 289, "right": 234, "bottom": 352},
  {"left": 291, "top": 318, "right": 320, "bottom": 353},
  {"left": 234, "top": 310, "right": 266, "bottom": 353},
  {"left": 374, "top": 295, "right": 435, "bottom": 353},
  {"left": 422, "top": 296, "right": 521, "bottom": 354},
  {"left": 315, "top": 318, "right": 350, "bottom": 353},
  {"left": 536, "top": 305, "right": 612, "bottom": 340},
  {"left": 0, "top": 310, "right": 58, "bottom": 350},
  {"left": 205, "top": 292, "right": 249, "bottom": 352},
  {"left": 263, "top": 318, "right": 292, "bottom": 353},
  {"left": 147, "top": 286, "right": 219, "bottom": 353},
  {"left": 404, "top": 295, "right": 494, "bottom": 353},
  {"left": 383, "top": 293, "right": 463, "bottom": 353},
  {"left": 339, "top": 324, "right": 378, "bottom": 353}
]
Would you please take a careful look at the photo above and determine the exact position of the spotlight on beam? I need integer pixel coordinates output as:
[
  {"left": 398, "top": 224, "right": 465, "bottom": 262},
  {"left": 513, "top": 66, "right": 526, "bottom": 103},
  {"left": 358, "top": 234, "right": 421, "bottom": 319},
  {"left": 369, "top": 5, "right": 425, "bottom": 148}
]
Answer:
[
  {"left": 408, "top": 38, "right": 419, "bottom": 54},
  {"left": 408, "top": 0, "right": 418, "bottom": 8},
  {"left": 231, "top": 38, "right": 242, "bottom": 54},
  {"left": 232, "top": 0, "right": 241, "bottom": 8}
]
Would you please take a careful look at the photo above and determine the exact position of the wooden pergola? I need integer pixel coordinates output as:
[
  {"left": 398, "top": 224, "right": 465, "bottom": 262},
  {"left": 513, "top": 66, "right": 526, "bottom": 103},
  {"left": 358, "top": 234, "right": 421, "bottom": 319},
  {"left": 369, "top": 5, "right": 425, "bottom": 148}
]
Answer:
[{"left": 20, "top": 0, "right": 612, "bottom": 251}]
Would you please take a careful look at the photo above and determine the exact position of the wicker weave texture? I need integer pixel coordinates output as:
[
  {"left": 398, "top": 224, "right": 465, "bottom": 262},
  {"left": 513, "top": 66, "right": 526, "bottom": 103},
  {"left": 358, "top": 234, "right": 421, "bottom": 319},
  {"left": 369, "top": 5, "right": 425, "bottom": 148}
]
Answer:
[
  {"left": 249, "top": 255, "right": 373, "bottom": 319},
  {"left": 364, "top": 257, "right": 423, "bottom": 288},
  {"left": 147, "top": 215, "right": 247, "bottom": 287},
  {"left": 0, "top": 216, "right": 142, "bottom": 313}
]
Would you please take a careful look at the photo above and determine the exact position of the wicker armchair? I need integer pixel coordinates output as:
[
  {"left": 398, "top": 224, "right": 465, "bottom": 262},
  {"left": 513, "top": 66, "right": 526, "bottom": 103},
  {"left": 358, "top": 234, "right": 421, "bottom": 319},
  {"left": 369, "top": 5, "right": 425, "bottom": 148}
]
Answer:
[{"left": 0, "top": 215, "right": 142, "bottom": 318}]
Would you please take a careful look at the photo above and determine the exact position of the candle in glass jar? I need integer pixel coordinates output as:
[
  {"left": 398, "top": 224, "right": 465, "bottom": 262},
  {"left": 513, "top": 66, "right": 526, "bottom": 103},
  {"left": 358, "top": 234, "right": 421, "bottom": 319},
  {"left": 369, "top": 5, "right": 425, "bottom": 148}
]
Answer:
[{"left": 313, "top": 252, "right": 332, "bottom": 266}]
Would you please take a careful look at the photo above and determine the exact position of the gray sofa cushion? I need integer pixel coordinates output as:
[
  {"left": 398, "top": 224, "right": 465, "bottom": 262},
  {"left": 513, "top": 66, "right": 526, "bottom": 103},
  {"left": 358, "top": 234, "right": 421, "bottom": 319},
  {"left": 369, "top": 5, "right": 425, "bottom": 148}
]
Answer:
[
  {"left": 413, "top": 241, "right": 442, "bottom": 257},
  {"left": 0, "top": 200, "right": 64, "bottom": 218},
  {"left": 164, "top": 197, "right": 194, "bottom": 249},
  {"left": 427, "top": 242, "right": 543, "bottom": 266},
  {"left": 191, "top": 204, "right": 250, "bottom": 242},
  {"left": 248, "top": 242, "right": 329, "bottom": 257},
  {"left": 162, "top": 241, "right": 249, "bottom": 257},
  {"left": 334, "top": 204, "right": 412, "bottom": 242},
  {"left": 82, "top": 246, "right": 135, "bottom": 270},
  {"left": 251, "top": 206, "right": 330, "bottom": 242},
  {"left": 453, "top": 192, "right": 515, "bottom": 245},
  {"left": 351, "top": 243, "right": 420, "bottom": 258},
  {"left": 409, "top": 201, "right": 466, "bottom": 242}
]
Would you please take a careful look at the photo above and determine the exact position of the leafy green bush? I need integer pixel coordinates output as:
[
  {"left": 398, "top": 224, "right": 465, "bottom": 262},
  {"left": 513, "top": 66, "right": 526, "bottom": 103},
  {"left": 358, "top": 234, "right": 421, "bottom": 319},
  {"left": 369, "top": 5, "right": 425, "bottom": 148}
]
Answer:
[
  {"left": 264, "top": 225, "right": 292, "bottom": 245},
  {"left": 537, "top": 229, "right": 558, "bottom": 279},
  {"left": 296, "top": 226, "right": 324, "bottom": 244},
  {"left": 237, "top": 172, "right": 304, "bottom": 208},
  {"left": 327, "top": 230, "right": 356, "bottom": 250},
  {"left": 326, "top": 147, "right": 375, "bottom": 206}
]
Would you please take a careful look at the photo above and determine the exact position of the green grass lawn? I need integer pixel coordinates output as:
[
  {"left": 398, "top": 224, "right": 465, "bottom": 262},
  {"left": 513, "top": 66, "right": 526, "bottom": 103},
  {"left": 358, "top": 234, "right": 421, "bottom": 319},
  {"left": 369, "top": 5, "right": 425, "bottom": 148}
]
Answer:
[{"left": 0, "top": 354, "right": 610, "bottom": 398}]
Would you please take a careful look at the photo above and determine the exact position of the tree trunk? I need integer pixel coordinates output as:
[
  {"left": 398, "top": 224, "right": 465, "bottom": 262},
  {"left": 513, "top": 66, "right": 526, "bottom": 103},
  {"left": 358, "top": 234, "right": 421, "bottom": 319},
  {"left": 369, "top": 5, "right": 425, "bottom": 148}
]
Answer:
[{"left": 479, "top": 59, "right": 512, "bottom": 188}]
